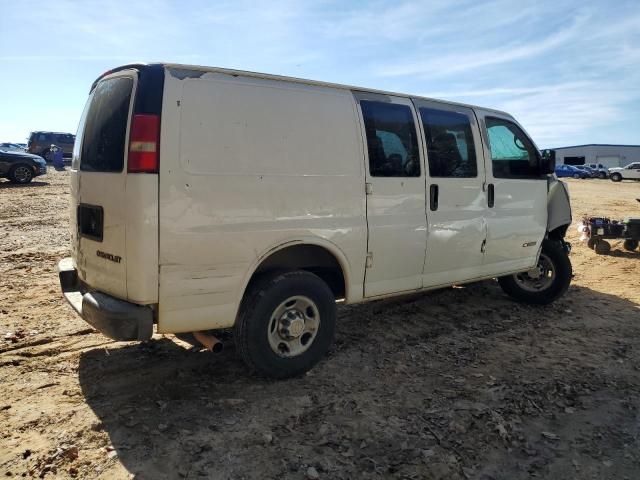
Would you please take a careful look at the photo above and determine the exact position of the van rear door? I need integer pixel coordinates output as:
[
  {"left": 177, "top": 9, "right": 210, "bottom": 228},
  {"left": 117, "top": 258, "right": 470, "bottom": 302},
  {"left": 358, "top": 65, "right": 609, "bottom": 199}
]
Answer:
[{"left": 71, "top": 66, "right": 161, "bottom": 304}]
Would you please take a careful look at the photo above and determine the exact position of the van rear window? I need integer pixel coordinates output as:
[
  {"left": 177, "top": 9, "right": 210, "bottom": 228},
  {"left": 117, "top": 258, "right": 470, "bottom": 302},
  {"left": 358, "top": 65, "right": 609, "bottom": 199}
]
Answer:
[{"left": 80, "top": 77, "right": 133, "bottom": 172}]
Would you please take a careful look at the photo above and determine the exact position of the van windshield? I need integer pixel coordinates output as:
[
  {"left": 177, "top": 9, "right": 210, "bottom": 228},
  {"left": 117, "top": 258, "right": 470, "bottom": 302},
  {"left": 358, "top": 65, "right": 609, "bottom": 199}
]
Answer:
[{"left": 79, "top": 77, "right": 133, "bottom": 172}]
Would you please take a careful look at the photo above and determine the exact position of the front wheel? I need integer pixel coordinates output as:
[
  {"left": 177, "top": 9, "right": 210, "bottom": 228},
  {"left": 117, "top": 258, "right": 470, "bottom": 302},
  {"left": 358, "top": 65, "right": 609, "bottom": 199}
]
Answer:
[
  {"left": 599, "top": 172, "right": 607, "bottom": 179},
  {"left": 498, "top": 239, "right": 572, "bottom": 305},
  {"left": 611, "top": 173, "right": 622, "bottom": 182},
  {"left": 234, "top": 270, "right": 336, "bottom": 379},
  {"left": 9, "top": 164, "right": 34, "bottom": 184}
]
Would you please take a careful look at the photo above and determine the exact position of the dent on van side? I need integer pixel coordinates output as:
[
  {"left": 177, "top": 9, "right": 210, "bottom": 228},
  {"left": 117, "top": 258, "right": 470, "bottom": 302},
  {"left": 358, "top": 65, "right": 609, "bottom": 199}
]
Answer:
[{"left": 58, "top": 63, "right": 572, "bottom": 378}]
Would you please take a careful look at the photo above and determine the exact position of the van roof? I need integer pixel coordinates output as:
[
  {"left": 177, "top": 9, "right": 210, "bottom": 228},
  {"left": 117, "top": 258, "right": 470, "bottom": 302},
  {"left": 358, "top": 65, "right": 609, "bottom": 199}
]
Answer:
[{"left": 96, "top": 63, "right": 513, "bottom": 118}]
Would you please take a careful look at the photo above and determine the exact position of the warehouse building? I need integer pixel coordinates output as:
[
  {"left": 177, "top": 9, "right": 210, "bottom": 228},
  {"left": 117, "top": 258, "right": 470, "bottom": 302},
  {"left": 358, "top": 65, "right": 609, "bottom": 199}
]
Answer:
[{"left": 553, "top": 144, "right": 640, "bottom": 168}]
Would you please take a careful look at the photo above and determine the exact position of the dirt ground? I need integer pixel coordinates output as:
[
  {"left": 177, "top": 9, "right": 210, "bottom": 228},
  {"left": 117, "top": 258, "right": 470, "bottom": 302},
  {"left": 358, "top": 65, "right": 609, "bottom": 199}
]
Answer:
[{"left": 1, "top": 169, "right": 639, "bottom": 480}]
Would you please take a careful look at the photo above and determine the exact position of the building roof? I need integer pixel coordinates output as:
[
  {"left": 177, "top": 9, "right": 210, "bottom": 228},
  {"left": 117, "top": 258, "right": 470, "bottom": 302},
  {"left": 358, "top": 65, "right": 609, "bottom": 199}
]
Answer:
[{"left": 552, "top": 144, "right": 640, "bottom": 150}]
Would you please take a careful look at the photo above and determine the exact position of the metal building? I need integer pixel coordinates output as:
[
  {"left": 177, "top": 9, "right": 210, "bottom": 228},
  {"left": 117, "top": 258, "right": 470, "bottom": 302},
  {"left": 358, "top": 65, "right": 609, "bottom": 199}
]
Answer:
[{"left": 552, "top": 144, "right": 640, "bottom": 168}]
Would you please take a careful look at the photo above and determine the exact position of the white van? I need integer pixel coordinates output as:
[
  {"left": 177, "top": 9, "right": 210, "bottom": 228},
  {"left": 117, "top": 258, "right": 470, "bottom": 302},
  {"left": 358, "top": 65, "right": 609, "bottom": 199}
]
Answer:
[{"left": 59, "top": 63, "right": 572, "bottom": 378}]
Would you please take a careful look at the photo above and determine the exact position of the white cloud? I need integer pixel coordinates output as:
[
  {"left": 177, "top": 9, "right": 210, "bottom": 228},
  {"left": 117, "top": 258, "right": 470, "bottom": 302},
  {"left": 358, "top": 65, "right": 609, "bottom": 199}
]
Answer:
[{"left": 374, "top": 12, "right": 589, "bottom": 77}]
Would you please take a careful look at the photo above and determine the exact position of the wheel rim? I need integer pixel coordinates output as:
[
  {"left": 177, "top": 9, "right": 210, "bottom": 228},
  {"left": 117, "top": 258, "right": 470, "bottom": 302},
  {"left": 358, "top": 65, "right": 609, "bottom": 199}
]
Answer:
[
  {"left": 514, "top": 253, "right": 556, "bottom": 292},
  {"left": 267, "top": 295, "right": 320, "bottom": 357},
  {"left": 14, "top": 166, "right": 32, "bottom": 182}
]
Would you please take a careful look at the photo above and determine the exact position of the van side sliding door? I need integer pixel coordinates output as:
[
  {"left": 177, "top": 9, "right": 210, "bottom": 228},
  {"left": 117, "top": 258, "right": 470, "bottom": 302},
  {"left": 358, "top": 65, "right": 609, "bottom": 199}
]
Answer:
[
  {"left": 354, "top": 93, "right": 427, "bottom": 297},
  {"left": 475, "top": 110, "right": 548, "bottom": 276}
]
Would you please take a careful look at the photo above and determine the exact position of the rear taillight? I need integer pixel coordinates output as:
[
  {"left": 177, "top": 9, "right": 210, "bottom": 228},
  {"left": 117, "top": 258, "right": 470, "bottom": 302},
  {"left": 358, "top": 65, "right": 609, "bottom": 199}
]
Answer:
[{"left": 128, "top": 114, "right": 159, "bottom": 173}]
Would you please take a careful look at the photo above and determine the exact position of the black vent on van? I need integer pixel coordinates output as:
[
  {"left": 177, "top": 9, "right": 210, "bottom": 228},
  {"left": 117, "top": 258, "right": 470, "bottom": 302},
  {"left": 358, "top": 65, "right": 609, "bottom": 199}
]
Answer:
[{"left": 77, "top": 204, "right": 104, "bottom": 242}]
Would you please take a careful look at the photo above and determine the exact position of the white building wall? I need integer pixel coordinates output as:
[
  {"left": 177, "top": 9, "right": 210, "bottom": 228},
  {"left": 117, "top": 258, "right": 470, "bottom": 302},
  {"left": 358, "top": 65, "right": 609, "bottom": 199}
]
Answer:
[{"left": 554, "top": 145, "right": 640, "bottom": 168}]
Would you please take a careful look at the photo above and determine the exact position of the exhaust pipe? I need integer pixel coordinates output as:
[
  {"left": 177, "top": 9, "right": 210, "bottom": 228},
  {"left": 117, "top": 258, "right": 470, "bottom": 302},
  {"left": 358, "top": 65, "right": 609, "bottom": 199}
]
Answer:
[{"left": 193, "top": 331, "right": 223, "bottom": 353}]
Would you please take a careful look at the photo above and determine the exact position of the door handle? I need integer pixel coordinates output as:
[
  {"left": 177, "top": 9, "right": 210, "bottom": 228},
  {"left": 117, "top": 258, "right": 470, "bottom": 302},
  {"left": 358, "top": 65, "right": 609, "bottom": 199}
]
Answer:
[
  {"left": 487, "top": 183, "right": 495, "bottom": 208},
  {"left": 429, "top": 184, "right": 439, "bottom": 211}
]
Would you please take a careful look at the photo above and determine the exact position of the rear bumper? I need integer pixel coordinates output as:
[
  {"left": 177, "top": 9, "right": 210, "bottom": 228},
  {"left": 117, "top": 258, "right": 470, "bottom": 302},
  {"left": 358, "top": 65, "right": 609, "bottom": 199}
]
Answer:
[{"left": 57, "top": 257, "right": 153, "bottom": 341}]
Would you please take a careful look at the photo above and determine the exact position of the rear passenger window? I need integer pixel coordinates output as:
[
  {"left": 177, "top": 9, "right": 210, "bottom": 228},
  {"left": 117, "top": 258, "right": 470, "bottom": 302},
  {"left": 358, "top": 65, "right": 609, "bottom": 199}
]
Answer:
[
  {"left": 81, "top": 77, "right": 133, "bottom": 172},
  {"left": 420, "top": 108, "right": 477, "bottom": 178},
  {"left": 360, "top": 101, "right": 420, "bottom": 177},
  {"left": 486, "top": 117, "right": 541, "bottom": 178}
]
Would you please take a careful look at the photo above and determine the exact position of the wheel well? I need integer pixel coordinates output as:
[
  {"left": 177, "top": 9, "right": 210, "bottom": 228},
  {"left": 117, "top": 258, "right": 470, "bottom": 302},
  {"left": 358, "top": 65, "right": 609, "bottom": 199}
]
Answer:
[
  {"left": 250, "top": 244, "right": 346, "bottom": 299},
  {"left": 548, "top": 224, "right": 569, "bottom": 241}
]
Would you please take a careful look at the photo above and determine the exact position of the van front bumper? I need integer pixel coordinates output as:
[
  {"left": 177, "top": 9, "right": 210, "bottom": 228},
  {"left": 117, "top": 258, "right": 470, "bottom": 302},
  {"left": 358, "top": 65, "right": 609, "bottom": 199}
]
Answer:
[{"left": 57, "top": 258, "right": 153, "bottom": 341}]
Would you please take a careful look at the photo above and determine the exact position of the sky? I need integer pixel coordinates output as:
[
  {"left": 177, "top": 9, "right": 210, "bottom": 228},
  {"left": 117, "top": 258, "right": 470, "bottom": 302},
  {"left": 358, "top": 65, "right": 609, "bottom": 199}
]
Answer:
[{"left": 1, "top": 0, "right": 639, "bottom": 148}]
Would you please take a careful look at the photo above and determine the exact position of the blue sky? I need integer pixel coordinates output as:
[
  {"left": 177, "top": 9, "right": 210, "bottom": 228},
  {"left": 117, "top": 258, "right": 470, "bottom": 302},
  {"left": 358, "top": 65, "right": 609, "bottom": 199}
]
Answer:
[{"left": 1, "top": 0, "right": 638, "bottom": 148}]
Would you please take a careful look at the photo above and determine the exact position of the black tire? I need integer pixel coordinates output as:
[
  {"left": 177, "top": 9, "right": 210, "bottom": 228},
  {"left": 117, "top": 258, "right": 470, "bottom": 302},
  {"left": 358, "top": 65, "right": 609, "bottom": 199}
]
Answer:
[
  {"left": 572, "top": 173, "right": 580, "bottom": 179},
  {"left": 8, "top": 164, "right": 34, "bottom": 184},
  {"left": 611, "top": 173, "right": 622, "bottom": 182},
  {"left": 587, "top": 237, "right": 596, "bottom": 249},
  {"left": 623, "top": 239, "right": 638, "bottom": 251},
  {"left": 234, "top": 270, "right": 336, "bottom": 379},
  {"left": 498, "top": 239, "right": 572, "bottom": 305},
  {"left": 594, "top": 240, "right": 611, "bottom": 255},
  {"left": 599, "top": 172, "right": 606, "bottom": 179}
]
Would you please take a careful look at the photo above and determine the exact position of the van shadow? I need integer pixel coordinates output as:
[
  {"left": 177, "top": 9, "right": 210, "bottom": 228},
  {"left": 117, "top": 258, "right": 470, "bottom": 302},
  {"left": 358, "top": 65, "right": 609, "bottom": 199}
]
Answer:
[{"left": 77, "top": 281, "right": 640, "bottom": 479}]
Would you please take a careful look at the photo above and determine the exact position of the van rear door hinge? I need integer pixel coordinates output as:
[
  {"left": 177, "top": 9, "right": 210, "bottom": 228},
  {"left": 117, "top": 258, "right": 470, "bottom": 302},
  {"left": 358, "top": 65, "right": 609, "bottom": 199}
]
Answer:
[
  {"left": 365, "top": 252, "right": 373, "bottom": 268},
  {"left": 365, "top": 183, "right": 373, "bottom": 195}
]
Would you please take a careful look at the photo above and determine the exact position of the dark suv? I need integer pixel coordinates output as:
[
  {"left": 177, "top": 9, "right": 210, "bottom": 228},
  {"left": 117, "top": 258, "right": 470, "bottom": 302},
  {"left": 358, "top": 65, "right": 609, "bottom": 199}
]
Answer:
[{"left": 27, "top": 131, "right": 75, "bottom": 161}]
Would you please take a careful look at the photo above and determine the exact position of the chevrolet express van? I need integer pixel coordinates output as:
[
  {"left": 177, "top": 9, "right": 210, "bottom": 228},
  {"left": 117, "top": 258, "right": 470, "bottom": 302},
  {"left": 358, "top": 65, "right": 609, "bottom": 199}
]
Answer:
[{"left": 58, "top": 63, "right": 572, "bottom": 378}]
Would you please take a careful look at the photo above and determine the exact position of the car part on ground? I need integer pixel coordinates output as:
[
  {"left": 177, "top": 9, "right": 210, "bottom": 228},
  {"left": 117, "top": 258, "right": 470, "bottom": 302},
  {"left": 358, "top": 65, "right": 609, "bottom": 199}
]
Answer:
[{"left": 578, "top": 213, "right": 640, "bottom": 255}]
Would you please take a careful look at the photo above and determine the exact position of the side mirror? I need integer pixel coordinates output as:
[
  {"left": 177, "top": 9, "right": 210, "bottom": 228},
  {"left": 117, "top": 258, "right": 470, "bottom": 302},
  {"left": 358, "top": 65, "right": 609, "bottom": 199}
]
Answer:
[{"left": 540, "top": 149, "right": 556, "bottom": 174}]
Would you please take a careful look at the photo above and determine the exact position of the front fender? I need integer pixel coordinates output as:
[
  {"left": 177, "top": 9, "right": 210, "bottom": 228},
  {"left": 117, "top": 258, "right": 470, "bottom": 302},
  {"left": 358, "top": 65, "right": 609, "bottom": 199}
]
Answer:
[{"left": 547, "top": 177, "right": 572, "bottom": 237}]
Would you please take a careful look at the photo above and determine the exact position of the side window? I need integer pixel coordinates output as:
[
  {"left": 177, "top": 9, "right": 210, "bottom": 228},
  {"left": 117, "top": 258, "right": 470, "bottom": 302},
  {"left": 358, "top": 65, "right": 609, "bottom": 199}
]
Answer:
[
  {"left": 420, "top": 108, "right": 477, "bottom": 178},
  {"left": 360, "top": 100, "right": 420, "bottom": 177},
  {"left": 485, "top": 117, "right": 541, "bottom": 178},
  {"left": 38, "top": 134, "right": 47, "bottom": 141}
]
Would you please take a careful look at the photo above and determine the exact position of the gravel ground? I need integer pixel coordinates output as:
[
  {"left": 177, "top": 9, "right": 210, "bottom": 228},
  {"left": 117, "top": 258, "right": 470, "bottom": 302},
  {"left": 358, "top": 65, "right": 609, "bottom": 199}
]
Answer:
[{"left": 1, "top": 169, "right": 639, "bottom": 479}]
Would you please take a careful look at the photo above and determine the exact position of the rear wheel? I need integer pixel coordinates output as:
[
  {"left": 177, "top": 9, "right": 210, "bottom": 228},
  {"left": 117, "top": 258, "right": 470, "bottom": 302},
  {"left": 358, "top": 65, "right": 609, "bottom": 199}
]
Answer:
[
  {"left": 587, "top": 237, "right": 596, "bottom": 249},
  {"left": 572, "top": 173, "right": 580, "bottom": 179},
  {"left": 498, "top": 239, "right": 572, "bottom": 305},
  {"left": 611, "top": 173, "right": 622, "bottom": 182},
  {"left": 599, "top": 171, "right": 606, "bottom": 179},
  {"left": 234, "top": 270, "right": 336, "bottom": 378},
  {"left": 623, "top": 239, "right": 638, "bottom": 251},
  {"left": 9, "top": 164, "right": 34, "bottom": 184}
]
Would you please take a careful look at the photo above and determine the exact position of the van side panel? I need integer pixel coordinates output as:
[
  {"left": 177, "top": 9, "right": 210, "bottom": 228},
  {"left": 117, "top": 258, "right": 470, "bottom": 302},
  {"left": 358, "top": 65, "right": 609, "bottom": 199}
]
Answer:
[{"left": 157, "top": 71, "right": 367, "bottom": 333}]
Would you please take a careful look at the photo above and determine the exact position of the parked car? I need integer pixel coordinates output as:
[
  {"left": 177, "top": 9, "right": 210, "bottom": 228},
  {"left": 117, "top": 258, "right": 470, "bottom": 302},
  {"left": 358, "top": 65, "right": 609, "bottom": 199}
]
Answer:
[
  {"left": 0, "top": 142, "right": 26, "bottom": 152},
  {"left": 555, "top": 164, "right": 589, "bottom": 178},
  {"left": 609, "top": 162, "right": 640, "bottom": 182},
  {"left": 27, "top": 131, "right": 75, "bottom": 161},
  {"left": 586, "top": 163, "right": 608, "bottom": 179},
  {"left": 0, "top": 150, "right": 47, "bottom": 184},
  {"left": 574, "top": 165, "right": 597, "bottom": 178},
  {"left": 58, "top": 63, "right": 572, "bottom": 378}
]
